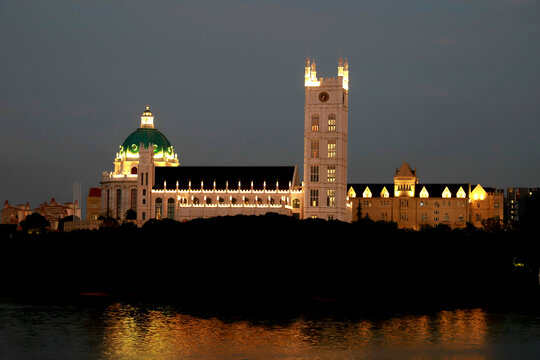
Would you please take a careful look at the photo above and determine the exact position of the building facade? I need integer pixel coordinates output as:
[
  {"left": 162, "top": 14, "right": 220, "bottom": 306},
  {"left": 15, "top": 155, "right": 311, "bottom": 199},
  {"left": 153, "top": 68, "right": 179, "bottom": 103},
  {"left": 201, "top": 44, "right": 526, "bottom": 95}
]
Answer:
[
  {"left": 100, "top": 58, "right": 352, "bottom": 224},
  {"left": 86, "top": 187, "right": 102, "bottom": 220},
  {"left": 348, "top": 162, "right": 504, "bottom": 230},
  {"left": 1, "top": 201, "right": 31, "bottom": 225},
  {"left": 303, "top": 57, "right": 351, "bottom": 221},
  {"left": 505, "top": 187, "right": 540, "bottom": 227}
]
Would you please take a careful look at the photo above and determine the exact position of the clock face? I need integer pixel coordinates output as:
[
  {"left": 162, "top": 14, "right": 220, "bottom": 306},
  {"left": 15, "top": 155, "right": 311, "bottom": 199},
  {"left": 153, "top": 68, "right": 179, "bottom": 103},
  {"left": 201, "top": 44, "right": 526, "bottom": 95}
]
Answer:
[{"left": 318, "top": 92, "right": 329, "bottom": 102}]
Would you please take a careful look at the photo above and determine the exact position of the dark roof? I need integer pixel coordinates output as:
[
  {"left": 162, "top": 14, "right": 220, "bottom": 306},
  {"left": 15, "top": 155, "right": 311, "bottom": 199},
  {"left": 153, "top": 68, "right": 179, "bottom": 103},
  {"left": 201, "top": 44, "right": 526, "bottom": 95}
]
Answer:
[
  {"left": 154, "top": 166, "right": 297, "bottom": 191},
  {"left": 348, "top": 183, "right": 470, "bottom": 198}
]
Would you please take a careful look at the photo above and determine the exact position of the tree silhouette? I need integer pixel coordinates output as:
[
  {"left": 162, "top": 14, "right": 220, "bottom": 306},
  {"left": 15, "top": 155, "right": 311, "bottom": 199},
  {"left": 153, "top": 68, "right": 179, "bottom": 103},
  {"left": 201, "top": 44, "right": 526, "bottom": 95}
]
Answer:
[{"left": 20, "top": 213, "right": 50, "bottom": 233}]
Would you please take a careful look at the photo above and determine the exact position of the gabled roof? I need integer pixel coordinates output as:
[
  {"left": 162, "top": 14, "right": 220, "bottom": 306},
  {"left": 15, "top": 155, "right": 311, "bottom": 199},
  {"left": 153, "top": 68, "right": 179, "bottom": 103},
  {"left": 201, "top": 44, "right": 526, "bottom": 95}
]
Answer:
[
  {"left": 414, "top": 184, "right": 470, "bottom": 197},
  {"left": 348, "top": 184, "right": 393, "bottom": 198},
  {"left": 154, "top": 166, "right": 297, "bottom": 191},
  {"left": 348, "top": 183, "right": 471, "bottom": 198},
  {"left": 395, "top": 162, "right": 415, "bottom": 177}
]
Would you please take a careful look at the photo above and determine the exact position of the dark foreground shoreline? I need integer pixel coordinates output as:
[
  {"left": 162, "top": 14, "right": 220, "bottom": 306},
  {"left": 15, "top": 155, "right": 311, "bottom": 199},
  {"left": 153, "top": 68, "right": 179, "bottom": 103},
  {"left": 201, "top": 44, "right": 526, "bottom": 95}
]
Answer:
[{"left": 2, "top": 214, "right": 539, "bottom": 313}]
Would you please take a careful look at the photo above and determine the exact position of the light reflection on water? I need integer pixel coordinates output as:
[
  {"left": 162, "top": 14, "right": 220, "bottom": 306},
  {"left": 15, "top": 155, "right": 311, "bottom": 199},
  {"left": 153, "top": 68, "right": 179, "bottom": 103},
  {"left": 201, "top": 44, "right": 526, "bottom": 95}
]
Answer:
[{"left": 101, "top": 304, "right": 489, "bottom": 360}]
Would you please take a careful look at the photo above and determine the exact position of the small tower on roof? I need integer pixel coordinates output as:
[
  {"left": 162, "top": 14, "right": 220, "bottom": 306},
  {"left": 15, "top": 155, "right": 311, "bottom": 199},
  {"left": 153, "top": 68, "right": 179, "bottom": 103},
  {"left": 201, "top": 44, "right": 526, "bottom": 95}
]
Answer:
[
  {"left": 394, "top": 162, "right": 418, "bottom": 197},
  {"left": 140, "top": 105, "right": 154, "bottom": 128}
]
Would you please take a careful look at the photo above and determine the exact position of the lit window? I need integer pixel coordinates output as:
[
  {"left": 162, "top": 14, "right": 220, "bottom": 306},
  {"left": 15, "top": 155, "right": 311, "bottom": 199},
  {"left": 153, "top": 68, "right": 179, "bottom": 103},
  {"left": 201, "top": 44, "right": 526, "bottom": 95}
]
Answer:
[
  {"left": 155, "top": 198, "right": 162, "bottom": 219},
  {"left": 328, "top": 114, "right": 336, "bottom": 132},
  {"left": 327, "top": 166, "right": 336, "bottom": 182},
  {"left": 311, "top": 114, "right": 319, "bottom": 132},
  {"left": 327, "top": 141, "right": 336, "bottom": 158},
  {"left": 193, "top": 198, "right": 199, "bottom": 204},
  {"left": 167, "top": 198, "right": 174, "bottom": 219},
  {"left": 442, "top": 187, "right": 452, "bottom": 198},
  {"left": 310, "top": 166, "right": 319, "bottom": 182},
  {"left": 311, "top": 141, "right": 319, "bottom": 158},
  {"left": 310, "top": 189, "right": 319, "bottom": 207},
  {"left": 292, "top": 198, "right": 300, "bottom": 208},
  {"left": 327, "top": 189, "right": 336, "bottom": 207}
]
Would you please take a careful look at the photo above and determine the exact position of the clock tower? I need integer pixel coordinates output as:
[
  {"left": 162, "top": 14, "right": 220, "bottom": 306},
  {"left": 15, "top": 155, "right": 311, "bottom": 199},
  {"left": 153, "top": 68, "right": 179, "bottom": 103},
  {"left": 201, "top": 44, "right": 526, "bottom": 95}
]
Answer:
[{"left": 303, "top": 57, "right": 351, "bottom": 222}]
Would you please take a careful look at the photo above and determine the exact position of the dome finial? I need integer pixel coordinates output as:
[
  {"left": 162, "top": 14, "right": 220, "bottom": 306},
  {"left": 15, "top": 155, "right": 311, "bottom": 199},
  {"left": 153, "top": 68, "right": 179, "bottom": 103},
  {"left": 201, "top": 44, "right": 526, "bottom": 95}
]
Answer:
[{"left": 140, "top": 105, "right": 154, "bottom": 128}]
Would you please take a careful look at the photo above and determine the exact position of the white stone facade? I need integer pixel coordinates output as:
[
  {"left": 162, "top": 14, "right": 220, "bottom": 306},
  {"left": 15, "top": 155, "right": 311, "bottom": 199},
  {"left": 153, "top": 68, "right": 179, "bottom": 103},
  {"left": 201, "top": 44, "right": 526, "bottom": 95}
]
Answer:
[{"left": 100, "top": 57, "right": 352, "bottom": 224}]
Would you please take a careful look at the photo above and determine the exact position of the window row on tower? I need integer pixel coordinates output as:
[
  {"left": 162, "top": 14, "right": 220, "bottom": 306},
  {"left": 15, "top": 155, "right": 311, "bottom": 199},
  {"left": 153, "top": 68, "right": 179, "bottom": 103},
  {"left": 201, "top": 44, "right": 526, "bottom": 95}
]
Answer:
[
  {"left": 310, "top": 165, "right": 336, "bottom": 183},
  {"left": 310, "top": 141, "right": 337, "bottom": 158},
  {"left": 309, "top": 189, "right": 336, "bottom": 207},
  {"left": 311, "top": 114, "right": 337, "bottom": 132}
]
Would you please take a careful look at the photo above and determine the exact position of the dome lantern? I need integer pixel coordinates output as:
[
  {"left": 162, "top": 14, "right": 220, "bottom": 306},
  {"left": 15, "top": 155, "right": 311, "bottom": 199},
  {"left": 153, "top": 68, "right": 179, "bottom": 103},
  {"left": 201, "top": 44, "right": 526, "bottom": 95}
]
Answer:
[{"left": 140, "top": 105, "right": 154, "bottom": 128}]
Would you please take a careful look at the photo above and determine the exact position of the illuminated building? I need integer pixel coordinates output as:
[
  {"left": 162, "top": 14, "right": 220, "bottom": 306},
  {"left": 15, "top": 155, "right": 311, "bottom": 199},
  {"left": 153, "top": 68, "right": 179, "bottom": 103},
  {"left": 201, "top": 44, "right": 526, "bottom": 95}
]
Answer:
[
  {"left": 1, "top": 198, "right": 80, "bottom": 229},
  {"left": 303, "top": 56, "right": 351, "bottom": 222},
  {"left": 505, "top": 187, "right": 540, "bottom": 227},
  {"left": 348, "top": 162, "right": 504, "bottom": 229},
  {"left": 99, "top": 58, "right": 351, "bottom": 223},
  {"left": 32, "top": 198, "right": 81, "bottom": 230},
  {"left": 1, "top": 201, "right": 31, "bottom": 225}
]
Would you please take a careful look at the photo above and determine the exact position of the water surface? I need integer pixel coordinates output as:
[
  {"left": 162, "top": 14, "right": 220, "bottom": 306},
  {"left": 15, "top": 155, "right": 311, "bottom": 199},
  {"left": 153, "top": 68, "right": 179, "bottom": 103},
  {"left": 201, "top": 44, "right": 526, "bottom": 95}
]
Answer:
[{"left": 1, "top": 299, "right": 540, "bottom": 359}]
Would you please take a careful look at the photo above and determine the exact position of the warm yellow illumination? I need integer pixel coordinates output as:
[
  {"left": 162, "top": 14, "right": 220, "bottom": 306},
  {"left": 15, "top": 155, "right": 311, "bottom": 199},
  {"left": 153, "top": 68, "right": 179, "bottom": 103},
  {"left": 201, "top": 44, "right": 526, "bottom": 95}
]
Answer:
[
  {"left": 381, "top": 187, "right": 389, "bottom": 198},
  {"left": 140, "top": 105, "right": 154, "bottom": 128},
  {"left": 419, "top": 187, "right": 429, "bottom": 198},
  {"left": 456, "top": 187, "right": 466, "bottom": 198},
  {"left": 442, "top": 187, "right": 452, "bottom": 198},
  {"left": 347, "top": 186, "right": 356, "bottom": 198},
  {"left": 363, "top": 187, "right": 372, "bottom": 198},
  {"left": 337, "top": 56, "right": 349, "bottom": 90},
  {"left": 304, "top": 57, "right": 320, "bottom": 87},
  {"left": 471, "top": 185, "right": 487, "bottom": 202}
]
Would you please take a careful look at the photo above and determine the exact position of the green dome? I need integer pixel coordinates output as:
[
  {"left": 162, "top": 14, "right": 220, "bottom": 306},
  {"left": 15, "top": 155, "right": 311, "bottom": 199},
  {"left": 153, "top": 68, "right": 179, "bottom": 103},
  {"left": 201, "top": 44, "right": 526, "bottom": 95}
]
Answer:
[{"left": 119, "top": 128, "right": 175, "bottom": 159}]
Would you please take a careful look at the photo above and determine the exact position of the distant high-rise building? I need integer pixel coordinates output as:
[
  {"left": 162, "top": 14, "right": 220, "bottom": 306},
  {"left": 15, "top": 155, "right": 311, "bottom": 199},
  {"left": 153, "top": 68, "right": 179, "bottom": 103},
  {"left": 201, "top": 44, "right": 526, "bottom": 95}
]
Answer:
[{"left": 505, "top": 187, "right": 540, "bottom": 227}]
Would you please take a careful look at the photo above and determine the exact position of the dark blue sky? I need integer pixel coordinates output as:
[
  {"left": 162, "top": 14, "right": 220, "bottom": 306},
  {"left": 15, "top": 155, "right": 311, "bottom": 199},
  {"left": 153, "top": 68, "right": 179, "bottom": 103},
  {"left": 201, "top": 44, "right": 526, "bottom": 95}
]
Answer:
[{"left": 1, "top": 0, "right": 539, "bottom": 209}]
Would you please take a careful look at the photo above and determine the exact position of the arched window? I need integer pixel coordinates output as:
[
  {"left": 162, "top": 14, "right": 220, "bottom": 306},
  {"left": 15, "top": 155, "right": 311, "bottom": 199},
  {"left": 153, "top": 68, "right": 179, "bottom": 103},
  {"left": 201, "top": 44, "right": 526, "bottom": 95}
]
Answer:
[
  {"left": 218, "top": 197, "right": 224, "bottom": 204},
  {"left": 328, "top": 114, "right": 336, "bottom": 132},
  {"left": 311, "top": 114, "right": 319, "bottom": 132},
  {"left": 131, "top": 167, "right": 138, "bottom": 175},
  {"left": 167, "top": 198, "right": 174, "bottom": 219},
  {"left": 292, "top": 198, "right": 300, "bottom": 208},
  {"left": 244, "top": 198, "right": 250, "bottom": 204},
  {"left": 231, "top": 198, "right": 237, "bottom": 205},
  {"left": 193, "top": 197, "right": 199, "bottom": 205},
  {"left": 179, "top": 197, "right": 187, "bottom": 204},
  {"left": 155, "top": 198, "right": 163, "bottom": 219},
  {"left": 206, "top": 197, "right": 212, "bottom": 205},
  {"left": 256, "top": 197, "right": 262, "bottom": 205}
]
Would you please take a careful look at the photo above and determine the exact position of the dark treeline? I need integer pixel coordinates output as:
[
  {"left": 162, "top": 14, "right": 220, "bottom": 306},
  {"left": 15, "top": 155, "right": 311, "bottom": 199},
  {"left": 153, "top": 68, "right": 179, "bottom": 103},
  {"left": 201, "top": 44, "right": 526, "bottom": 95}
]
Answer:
[{"left": 1, "top": 214, "right": 539, "bottom": 311}]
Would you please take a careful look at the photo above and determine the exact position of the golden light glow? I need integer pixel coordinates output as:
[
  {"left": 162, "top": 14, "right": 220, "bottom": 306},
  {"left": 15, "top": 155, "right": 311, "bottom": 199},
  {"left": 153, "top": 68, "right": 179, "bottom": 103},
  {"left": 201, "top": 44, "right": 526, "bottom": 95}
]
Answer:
[
  {"left": 101, "top": 303, "right": 487, "bottom": 359},
  {"left": 442, "top": 187, "right": 452, "bottom": 198},
  {"left": 471, "top": 185, "right": 487, "bottom": 202},
  {"left": 348, "top": 186, "right": 357, "bottom": 198},
  {"left": 457, "top": 187, "right": 466, "bottom": 198},
  {"left": 337, "top": 57, "right": 349, "bottom": 90},
  {"left": 381, "top": 187, "right": 389, "bottom": 198},
  {"left": 419, "top": 187, "right": 429, "bottom": 198},
  {"left": 304, "top": 57, "right": 321, "bottom": 87},
  {"left": 140, "top": 105, "right": 154, "bottom": 128},
  {"left": 363, "top": 186, "right": 372, "bottom": 198}
]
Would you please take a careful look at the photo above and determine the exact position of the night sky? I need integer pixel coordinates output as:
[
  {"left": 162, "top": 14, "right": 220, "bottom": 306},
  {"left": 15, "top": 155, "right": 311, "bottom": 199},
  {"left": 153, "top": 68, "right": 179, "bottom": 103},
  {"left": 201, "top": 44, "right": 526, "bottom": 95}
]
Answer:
[{"left": 1, "top": 0, "right": 539, "bottom": 211}]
